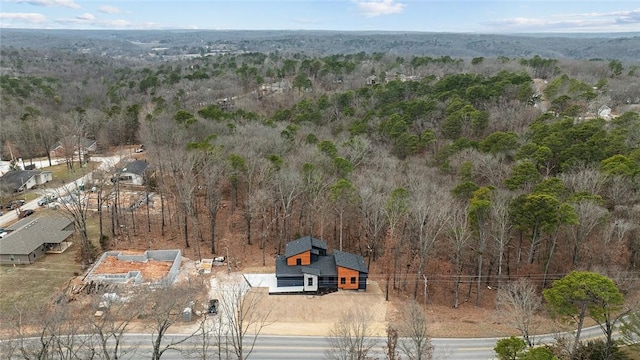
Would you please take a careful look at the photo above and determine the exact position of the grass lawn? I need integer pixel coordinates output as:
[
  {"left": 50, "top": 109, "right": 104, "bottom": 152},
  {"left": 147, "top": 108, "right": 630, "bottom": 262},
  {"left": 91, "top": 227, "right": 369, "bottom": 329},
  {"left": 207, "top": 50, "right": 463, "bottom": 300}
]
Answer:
[
  {"left": 46, "top": 161, "right": 99, "bottom": 185},
  {"left": 0, "top": 243, "right": 83, "bottom": 316},
  {"left": 0, "top": 212, "right": 106, "bottom": 319}
]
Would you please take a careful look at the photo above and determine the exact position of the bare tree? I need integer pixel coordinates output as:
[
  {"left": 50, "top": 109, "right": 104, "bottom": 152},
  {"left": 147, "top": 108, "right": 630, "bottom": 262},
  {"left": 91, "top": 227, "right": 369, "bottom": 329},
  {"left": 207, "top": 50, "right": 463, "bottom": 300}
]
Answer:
[
  {"left": 55, "top": 178, "right": 95, "bottom": 266},
  {"left": 300, "top": 159, "right": 331, "bottom": 239},
  {"left": 326, "top": 308, "right": 377, "bottom": 360},
  {"left": 356, "top": 175, "right": 388, "bottom": 267},
  {"left": 9, "top": 299, "right": 90, "bottom": 360},
  {"left": 450, "top": 202, "right": 471, "bottom": 309},
  {"left": 559, "top": 164, "right": 606, "bottom": 196},
  {"left": 396, "top": 301, "right": 433, "bottom": 360},
  {"left": 34, "top": 115, "right": 59, "bottom": 167},
  {"left": 272, "top": 166, "right": 301, "bottom": 251},
  {"left": 218, "top": 277, "right": 272, "bottom": 360},
  {"left": 142, "top": 284, "right": 201, "bottom": 360},
  {"left": 87, "top": 293, "right": 141, "bottom": 360},
  {"left": 490, "top": 190, "right": 513, "bottom": 293},
  {"left": 384, "top": 326, "right": 400, "bottom": 360},
  {"left": 568, "top": 199, "right": 609, "bottom": 267},
  {"left": 409, "top": 182, "right": 451, "bottom": 303},
  {"left": 186, "top": 314, "right": 231, "bottom": 360},
  {"left": 202, "top": 148, "right": 225, "bottom": 255},
  {"left": 497, "top": 278, "right": 541, "bottom": 347},
  {"left": 167, "top": 146, "right": 205, "bottom": 253}
]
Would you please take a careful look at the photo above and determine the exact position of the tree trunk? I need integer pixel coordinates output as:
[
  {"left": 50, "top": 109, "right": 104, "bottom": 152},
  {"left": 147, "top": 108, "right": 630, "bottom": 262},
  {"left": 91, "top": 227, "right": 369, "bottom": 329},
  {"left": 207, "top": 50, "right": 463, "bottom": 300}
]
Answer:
[
  {"left": 209, "top": 210, "right": 217, "bottom": 254},
  {"left": 571, "top": 301, "right": 588, "bottom": 360},
  {"left": 184, "top": 213, "right": 190, "bottom": 248},
  {"left": 98, "top": 191, "right": 104, "bottom": 248},
  {"left": 246, "top": 210, "right": 252, "bottom": 245},
  {"left": 476, "top": 253, "right": 483, "bottom": 306}
]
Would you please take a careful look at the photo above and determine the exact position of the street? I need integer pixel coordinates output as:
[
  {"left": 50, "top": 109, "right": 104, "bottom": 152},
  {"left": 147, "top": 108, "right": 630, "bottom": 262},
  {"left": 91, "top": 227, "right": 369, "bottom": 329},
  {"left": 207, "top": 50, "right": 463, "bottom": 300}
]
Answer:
[{"left": 1, "top": 324, "right": 618, "bottom": 360}]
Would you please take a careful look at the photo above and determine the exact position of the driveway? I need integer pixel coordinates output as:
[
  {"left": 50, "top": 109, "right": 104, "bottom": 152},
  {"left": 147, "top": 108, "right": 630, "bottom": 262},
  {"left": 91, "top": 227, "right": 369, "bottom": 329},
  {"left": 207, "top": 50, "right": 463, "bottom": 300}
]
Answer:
[{"left": 249, "top": 277, "right": 387, "bottom": 336}]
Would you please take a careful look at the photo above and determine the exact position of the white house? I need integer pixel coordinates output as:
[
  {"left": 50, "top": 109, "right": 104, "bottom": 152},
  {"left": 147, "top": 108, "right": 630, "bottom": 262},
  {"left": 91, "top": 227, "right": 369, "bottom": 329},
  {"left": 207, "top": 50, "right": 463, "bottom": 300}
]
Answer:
[
  {"left": 0, "top": 170, "right": 52, "bottom": 192},
  {"left": 112, "top": 160, "right": 151, "bottom": 186}
]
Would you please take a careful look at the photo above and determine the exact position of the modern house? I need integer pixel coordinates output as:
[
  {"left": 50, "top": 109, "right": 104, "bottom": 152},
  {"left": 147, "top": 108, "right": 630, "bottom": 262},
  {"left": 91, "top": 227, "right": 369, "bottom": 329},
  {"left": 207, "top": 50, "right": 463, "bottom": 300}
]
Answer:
[
  {"left": 0, "top": 216, "right": 75, "bottom": 264},
  {"left": 274, "top": 236, "right": 368, "bottom": 293},
  {"left": 0, "top": 170, "right": 52, "bottom": 192},
  {"left": 112, "top": 160, "right": 151, "bottom": 186}
]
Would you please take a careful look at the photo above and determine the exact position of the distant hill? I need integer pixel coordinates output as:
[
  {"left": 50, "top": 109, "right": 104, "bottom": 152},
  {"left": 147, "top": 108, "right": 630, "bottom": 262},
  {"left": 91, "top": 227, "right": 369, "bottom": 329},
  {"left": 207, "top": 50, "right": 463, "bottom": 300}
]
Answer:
[{"left": 1, "top": 29, "right": 639, "bottom": 61}]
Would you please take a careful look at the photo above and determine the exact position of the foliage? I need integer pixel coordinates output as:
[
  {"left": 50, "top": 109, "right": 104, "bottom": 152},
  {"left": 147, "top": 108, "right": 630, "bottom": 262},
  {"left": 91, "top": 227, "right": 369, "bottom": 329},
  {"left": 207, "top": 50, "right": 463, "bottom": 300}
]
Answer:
[
  {"left": 519, "top": 346, "right": 558, "bottom": 360},
  {"left": 572, "top": 339, "right": 629, "bottom": 360},
  {"left": 543, "top": 271, "right": 624, "bottom": 356},
  {"left": 601, "top": 155, "right": 638, "bottom": 177},
  {"left": 505, "top": 161, "right": 541, "bottom": 190},
  {"left": 494, "top": 336, "right": 526, "bottom": 360}
]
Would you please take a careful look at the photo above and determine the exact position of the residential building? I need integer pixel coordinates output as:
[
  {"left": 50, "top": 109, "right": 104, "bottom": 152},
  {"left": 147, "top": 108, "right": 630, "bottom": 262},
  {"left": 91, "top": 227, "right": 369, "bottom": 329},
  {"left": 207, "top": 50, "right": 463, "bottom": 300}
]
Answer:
[
  {"left": 0, "top": 216, "right": 74, "bottom": 264},
  {"left": 0, "top": 170, "right": 52, "bottom": 192},
  {"left": 50, "top": 137, "right": 97, "bottom": 159},
  {"left": 112, "top": 160, "right": 151, "bottom": 186},
  {"left": 275, "top": 236, "right": 368, "bottom": 293}
]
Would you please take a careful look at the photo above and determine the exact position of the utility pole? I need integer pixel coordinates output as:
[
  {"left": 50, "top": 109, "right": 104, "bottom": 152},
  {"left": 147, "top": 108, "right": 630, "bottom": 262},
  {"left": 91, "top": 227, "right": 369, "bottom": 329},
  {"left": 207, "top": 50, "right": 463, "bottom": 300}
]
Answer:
[{"left": 225, "top": 246, "right": 231, "bottom": 274}]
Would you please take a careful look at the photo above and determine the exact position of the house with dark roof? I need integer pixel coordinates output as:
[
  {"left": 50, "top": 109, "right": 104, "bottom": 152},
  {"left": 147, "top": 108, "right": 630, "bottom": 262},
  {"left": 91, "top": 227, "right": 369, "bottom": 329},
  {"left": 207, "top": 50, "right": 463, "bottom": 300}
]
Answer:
[
  {"left": 0, "top": 170, "right": 52, "bottom": 192},
  {"left": 275, "top": 236, "right": 368, "bottom": 293},
  {"left": 112, "top": 160, "right": 152, "bottom": 186},
  {"left": 50, "top": 137, "right": 97, "bottom": 159},
  {"left": 0, "top": 216, "right": 75, "bottom": 264}
]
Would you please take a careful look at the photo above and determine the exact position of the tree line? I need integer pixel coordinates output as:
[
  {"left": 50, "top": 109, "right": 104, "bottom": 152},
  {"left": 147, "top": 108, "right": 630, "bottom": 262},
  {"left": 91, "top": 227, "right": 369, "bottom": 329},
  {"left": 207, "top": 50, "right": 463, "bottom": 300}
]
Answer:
[{"left": 1, "top": 47, "right": 639, "bottom": 312}]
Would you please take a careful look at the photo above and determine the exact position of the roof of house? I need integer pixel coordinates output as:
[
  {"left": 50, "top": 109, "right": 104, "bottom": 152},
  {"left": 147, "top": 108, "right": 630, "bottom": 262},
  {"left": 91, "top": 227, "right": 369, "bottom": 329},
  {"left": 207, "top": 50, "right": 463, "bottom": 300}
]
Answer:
[
  {"left": 334, "top": 250, "right": 368, "bottom": 274},
  {"left": 118, "top": 160, "right": 149, "bottom": 176},
  {"left": 51, "top": 137, "right": 96, "bottom": 151},
  {"left": 0, "top": 170, "right": 44, "bottom": 191},
  {"left": 0, "top": 216, "right": 75, "bottom": 255},
  {"left": 275, "top": 254, "right": 337, "bottom": 278},
  {"left": 284, "top": 236, "right": 327, "bottom": 258}
]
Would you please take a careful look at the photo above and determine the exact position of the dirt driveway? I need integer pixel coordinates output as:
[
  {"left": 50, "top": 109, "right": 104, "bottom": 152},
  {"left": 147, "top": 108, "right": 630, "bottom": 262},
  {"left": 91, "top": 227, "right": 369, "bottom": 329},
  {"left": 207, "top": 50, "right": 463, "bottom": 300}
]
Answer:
[
  {"left": 251, "top": 280, "right": 388, "bottom": 336},
  {"left": 204, "top": 269, "right": 388, "bottom": 337}
]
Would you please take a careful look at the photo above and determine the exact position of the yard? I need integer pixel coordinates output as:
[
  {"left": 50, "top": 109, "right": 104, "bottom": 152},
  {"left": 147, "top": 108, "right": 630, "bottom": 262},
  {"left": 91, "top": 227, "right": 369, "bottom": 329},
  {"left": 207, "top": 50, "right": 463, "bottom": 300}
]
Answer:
[{"left": 0, "top": 242, "right": 83, "bottom": 316}]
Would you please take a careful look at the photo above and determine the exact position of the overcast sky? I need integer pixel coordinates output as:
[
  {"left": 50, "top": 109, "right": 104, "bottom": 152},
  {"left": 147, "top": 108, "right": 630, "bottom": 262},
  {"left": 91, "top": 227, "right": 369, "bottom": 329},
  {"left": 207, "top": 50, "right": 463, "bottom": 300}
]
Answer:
[{"left": 1, "top": 0, "right": 639, "bottom": 33}]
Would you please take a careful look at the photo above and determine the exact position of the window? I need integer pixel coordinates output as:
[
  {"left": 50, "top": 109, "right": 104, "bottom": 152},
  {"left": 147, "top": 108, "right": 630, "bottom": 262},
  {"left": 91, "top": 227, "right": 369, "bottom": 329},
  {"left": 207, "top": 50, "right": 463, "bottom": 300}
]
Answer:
[
  {"left": 296, "top": 258, "right": 302, "bottom": 266},
  {"left": 340, "top": 277, "right": 346, "bottom": 284},
  {"left": 307, "top": 278, "right": 313, "bottom": 286},
  {"left": 350, "top": 277, "right": 356, "bottom": 284}
]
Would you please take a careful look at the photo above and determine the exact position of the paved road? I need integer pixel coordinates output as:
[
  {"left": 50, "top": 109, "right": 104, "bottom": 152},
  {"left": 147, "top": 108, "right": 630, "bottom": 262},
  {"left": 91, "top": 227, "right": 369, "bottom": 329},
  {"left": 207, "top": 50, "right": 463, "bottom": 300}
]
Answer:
[
  {"left": 2, "top": 325, "right": 609, "bottom": 360},
  {"left": 106, "top": 325, "right": 628, "bottom": 359},
  {"left": 0, "top": 155, "right": 124, "bottom": 228}
]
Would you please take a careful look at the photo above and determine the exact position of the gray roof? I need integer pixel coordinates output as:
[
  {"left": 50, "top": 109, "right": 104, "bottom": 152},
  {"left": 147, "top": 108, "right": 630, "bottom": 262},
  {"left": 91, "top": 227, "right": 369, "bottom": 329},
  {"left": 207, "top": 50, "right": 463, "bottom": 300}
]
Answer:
[
  {"left": 118, "top": 160, "right": 149, "bottom": 176},
  {"left": 275, "top": 254, "right": 337, "bottom": 278},
  {"left": 0, "top": 170, "right": 42, "bottom": 191},
  {"left": 333, "top": 250, "right": 368, "bottom": 274},
  {"left": 284, "top": 236, "right": 327, "bottom": 258},
  {"left": 0, "top": 217, "right": 74, "bottom": 255},
  {"left": 51, "top": 137, "right": 96, "bottom": 151}
]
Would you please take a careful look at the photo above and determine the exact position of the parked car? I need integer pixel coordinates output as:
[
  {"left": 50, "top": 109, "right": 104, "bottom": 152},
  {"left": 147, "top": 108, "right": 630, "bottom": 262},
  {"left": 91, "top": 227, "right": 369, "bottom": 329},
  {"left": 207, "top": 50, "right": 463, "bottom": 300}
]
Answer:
[
  {"left": 19, "top": 209, "right": 35, "bottom": 218},
  {"left": 5, "top": 199, "right": 26, "bottom": 210},
  {"left": 38, "top": 194, "right": 58, "bottom": 206},
  {"left": 207, "top": 299, "right": 219, "bottom": 315}
]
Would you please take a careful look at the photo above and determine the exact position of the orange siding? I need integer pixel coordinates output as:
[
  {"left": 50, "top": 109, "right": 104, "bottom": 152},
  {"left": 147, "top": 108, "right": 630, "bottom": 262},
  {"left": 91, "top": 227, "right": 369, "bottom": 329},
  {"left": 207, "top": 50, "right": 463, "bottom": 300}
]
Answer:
[
  {"left": 287, "top": 250, "right": 311, "bottom": 266},
  {"left": 337, "top": 266, "right": 359, "bottom": 290}
]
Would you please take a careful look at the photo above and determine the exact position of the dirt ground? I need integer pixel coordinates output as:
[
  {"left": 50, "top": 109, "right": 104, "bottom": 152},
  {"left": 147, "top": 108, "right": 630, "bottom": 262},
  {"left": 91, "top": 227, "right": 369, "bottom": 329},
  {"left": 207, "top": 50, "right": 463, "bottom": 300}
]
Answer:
[
  {"left": 168, "top": 262, "right": 566, "bottom": 338},
  {"left": 91, "top": 252, "right": 173, "bottom": 282}
]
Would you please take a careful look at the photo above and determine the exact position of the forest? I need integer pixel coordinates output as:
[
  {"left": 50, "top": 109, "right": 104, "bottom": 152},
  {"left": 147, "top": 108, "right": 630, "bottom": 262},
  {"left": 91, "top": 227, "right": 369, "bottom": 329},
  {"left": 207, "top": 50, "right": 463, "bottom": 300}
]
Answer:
[{"left": 1, "top": 31, "right": 640, "bottom": 317}]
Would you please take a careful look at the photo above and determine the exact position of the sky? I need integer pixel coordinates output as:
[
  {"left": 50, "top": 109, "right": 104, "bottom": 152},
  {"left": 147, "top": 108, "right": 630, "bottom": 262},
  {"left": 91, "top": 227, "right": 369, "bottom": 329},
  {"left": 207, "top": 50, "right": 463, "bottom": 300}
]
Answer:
[{"left": 1, "top": 0, "right": 639, "bottom": 33}]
